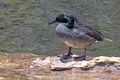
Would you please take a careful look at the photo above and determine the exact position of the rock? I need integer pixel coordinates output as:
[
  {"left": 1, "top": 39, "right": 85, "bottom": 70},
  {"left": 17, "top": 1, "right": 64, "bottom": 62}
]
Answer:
[
  {"left": 116, "top": 77, "right": 120, "bottom": 80},
  {"left": 0, "top": 53, "right": 119, "bottom": 80},
  {"left": 93, "top": 56, "right": 120, "bottom": 63},
  {"left": 33, "top": 55, "right": 120, "bottom": 70}
]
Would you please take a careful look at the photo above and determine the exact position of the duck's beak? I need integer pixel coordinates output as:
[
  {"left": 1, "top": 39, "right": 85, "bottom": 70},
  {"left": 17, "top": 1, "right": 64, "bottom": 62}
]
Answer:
[{"left": 48, "top": 19, "right": 57, "bottom": 24}]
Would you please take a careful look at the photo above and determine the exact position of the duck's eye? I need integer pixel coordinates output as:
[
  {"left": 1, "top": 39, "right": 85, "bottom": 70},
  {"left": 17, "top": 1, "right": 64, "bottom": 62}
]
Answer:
[{"left": 63, "top": 18, "right": 68, "bottom": 22}]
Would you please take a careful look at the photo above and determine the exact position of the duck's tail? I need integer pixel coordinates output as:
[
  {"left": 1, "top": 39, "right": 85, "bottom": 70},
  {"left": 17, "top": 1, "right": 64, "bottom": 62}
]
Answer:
[{"left": 104, "top": 37, "right": 112, "bottom": 42}]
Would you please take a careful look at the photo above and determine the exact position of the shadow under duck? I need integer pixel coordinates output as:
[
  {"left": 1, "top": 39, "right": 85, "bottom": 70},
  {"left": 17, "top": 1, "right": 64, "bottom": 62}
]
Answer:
[{"left": 48, "top": 13, "right": 112, "bottom": 61}]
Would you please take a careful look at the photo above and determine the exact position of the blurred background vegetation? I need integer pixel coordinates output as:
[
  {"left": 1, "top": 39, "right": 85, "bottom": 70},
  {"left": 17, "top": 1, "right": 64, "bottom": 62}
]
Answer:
[{"left": 0, "top": 0, "right": 119, "bottom": 56}]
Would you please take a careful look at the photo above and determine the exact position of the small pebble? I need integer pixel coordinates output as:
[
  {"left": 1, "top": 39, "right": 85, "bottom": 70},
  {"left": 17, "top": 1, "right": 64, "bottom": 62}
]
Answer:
[{"left": 30, "top": 66, "right": 34, "bottom": 69}]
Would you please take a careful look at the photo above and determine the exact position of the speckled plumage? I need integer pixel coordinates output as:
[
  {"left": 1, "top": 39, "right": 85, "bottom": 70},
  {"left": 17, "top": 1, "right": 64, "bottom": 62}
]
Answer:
[
  {"left": 56, "top": 21, "right": 104, "bottom": 48},
  {"left": 48, "top": 13, "right": 112, "bottom": 60}
]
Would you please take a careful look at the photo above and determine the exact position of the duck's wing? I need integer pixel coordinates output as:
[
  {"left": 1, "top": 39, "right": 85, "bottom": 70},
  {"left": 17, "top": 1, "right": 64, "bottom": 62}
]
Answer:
[{"left": 76, "top": 24, "right": 105, "bottom": 41}]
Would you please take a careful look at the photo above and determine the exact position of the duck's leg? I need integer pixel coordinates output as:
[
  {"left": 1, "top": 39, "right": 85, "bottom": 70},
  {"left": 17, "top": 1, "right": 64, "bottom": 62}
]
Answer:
[
  {"left": 84, "top": 48, "right": 86, "bottom": 59},
  {"left": 62, "top": 47, "right": 73, "bottom": 59},
  {"left": 67, "top": 47, "right": 73, "bottom": 56},
  {"left": 57, "top": 47, "right": 73, "bottom": 59},
  {"left": 74, "top": 48, "right": 86, "bottom": 61}
]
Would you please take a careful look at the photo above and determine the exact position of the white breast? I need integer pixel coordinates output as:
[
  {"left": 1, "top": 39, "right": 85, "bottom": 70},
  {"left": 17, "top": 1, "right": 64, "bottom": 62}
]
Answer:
[{"left": 56, "top": 24, "right": 69, "bottom": 33}]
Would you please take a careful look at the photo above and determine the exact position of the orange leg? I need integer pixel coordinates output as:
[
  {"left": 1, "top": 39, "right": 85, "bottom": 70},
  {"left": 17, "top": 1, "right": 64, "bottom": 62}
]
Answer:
[
  {"left": 74, "top": 48, "right": 86, "bottom": 61},
  {"left": 58, "top": 47, "right": 87, "bottom": 60},
  {"left": 62, "top": 47, "right": 73, "bottom": 59},
  {"left": 57, "top": 47, "right": 73, "bottom": 59}
]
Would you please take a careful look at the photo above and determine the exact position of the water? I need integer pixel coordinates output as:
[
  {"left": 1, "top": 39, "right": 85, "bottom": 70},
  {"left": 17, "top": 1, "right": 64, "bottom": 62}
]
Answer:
[{"left": 0, "top": 0, "right": 119, "bottom": 57}]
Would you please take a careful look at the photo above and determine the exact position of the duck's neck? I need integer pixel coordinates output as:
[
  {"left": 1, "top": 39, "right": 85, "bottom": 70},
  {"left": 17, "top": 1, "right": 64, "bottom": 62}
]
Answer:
[{"left": 65, "top": 18, "right": 74, "bottom": 29}]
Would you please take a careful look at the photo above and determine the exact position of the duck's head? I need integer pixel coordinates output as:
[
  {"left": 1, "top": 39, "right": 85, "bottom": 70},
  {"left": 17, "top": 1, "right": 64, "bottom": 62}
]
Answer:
[{"left": 48, "top": 13, "right": 76, "bottom": 24}]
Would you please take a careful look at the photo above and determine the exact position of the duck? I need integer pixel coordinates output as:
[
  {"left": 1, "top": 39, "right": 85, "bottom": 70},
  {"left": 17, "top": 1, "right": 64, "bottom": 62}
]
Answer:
[{"left": 48, "top": 13, "right": 112, "bottom": 61}]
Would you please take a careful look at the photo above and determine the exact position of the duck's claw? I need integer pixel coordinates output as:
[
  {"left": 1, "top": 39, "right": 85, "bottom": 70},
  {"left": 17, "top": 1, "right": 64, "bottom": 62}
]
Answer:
[
  {"left": 74, "top": 55, "right": 86, "bottom": 61},
  {"left": 57, "top": 53, "right": 72, "bottom": 59}
]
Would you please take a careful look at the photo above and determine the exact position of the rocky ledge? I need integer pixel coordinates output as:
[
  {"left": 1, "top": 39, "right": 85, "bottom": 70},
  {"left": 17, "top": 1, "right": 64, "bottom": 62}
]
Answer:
[
  {"left": 0, "top": 53, "right": 120, "bottom": 80},
  {"left": 33, "top": 55, "right": 120, "bottom": 70}
]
